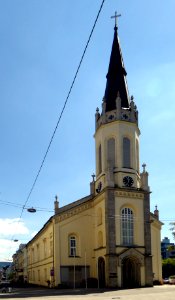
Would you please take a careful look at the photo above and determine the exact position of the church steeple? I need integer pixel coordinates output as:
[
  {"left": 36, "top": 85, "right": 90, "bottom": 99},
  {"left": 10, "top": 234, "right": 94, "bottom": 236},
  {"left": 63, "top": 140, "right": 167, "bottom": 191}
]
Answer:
[
  {"left": 95, "top": 20, "right": 140, "bottom": 191},
  {"left": 104, "top": 23, "right": 130, "bottom": 112}
]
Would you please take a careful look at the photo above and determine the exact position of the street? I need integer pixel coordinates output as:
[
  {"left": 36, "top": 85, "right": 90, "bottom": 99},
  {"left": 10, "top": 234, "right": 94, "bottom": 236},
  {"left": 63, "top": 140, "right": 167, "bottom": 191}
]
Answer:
[{"left": 0, "top": 285, "right": 175, "bottom": 300}]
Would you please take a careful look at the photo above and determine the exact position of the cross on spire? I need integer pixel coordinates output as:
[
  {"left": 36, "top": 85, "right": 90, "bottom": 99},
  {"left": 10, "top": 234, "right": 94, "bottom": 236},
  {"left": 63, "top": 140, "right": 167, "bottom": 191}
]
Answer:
[{"left": 111, "top": 11, "right": 121, "bottom": 28}]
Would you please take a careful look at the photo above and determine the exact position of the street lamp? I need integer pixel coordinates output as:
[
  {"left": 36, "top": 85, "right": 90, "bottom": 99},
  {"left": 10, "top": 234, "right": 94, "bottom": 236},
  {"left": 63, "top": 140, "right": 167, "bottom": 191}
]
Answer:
[{"left": 27, "top": 207, "right": 36, "bottom": 213}]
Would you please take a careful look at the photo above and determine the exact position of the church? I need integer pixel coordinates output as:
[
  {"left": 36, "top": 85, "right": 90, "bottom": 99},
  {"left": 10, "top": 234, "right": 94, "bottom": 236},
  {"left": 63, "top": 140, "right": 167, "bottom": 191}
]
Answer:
[{"left": 17, "top": 19, "right": 163, "bottom": 289}]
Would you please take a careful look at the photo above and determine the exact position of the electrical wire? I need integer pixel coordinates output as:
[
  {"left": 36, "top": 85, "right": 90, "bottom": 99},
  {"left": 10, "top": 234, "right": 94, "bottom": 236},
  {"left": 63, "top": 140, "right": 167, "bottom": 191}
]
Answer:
[
  {"left": 19, "top": 0, "right": 106, "bottom": 219},
  {"left": 1, "top": 198, "right": 175, "bottom": 221},
  {"left": 0, "top": 199, "right": 54, "bottom": 212},
  {"left": 6, "top": 0, "right": 106, "bottom": 260}
]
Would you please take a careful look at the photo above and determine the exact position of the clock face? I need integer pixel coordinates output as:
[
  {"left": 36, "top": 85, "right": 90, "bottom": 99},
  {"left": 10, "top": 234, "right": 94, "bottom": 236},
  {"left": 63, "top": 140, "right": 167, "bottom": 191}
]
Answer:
[{"left": 123, "top": 176, "right": 134, "bottom": 187}]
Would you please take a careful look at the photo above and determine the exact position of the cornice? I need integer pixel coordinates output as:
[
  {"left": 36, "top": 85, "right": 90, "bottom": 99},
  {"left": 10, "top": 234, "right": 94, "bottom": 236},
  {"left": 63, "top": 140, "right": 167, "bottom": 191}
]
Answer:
[
  {"left": 54, "top": 202, "right": 92, "bottom": 223},
  {"left": 115, "top": 190, "right": 144, "bottom": 199}
]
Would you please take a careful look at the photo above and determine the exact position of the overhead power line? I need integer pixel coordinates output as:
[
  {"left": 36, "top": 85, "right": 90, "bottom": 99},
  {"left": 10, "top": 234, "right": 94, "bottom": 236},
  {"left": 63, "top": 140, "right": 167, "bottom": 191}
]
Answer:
[
  {"left": 18, "top": 0, "right": 106, "bottom": 218},
  {"left": 7, "top": 1, "right": 106, "bottom": 261},
  {"left": 0, "top": 199, "right": 53, "bottom": 212}
]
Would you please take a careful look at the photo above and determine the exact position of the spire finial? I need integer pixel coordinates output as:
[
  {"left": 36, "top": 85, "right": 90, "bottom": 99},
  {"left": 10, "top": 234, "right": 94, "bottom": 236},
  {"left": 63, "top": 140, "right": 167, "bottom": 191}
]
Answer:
[
  {"left": 111, "top": 11, "right": 121, "bottom": 29},
  {"left": 142, "top": 163, "right": 146, "bottom": 173},
  {"left": 91, "top": 173, "right": 96, "bottom": 182}
]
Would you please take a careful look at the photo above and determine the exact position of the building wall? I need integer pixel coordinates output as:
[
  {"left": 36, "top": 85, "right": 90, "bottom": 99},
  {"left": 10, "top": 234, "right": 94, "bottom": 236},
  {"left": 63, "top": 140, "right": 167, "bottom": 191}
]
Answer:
[
  {"left": 151, "top": 219, "right": 162, "bottom": 281},
  {"left": 54, "top": 203, "right": 95, "bottom": 287},
  {"left": 12, "top": 197, "right": 162, "bottom": 288},
  {"left": 54, "top": 197, "right": 107, "bottom": 287},
  {"left": 27, "top": 220, "right": 54, "bottom": 287}
]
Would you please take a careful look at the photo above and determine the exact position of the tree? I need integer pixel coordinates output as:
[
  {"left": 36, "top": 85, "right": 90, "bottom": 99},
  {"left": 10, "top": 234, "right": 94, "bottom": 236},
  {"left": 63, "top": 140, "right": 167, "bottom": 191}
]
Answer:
[{"left": 162, "top": 258, "right": 175, "bottom": 278}]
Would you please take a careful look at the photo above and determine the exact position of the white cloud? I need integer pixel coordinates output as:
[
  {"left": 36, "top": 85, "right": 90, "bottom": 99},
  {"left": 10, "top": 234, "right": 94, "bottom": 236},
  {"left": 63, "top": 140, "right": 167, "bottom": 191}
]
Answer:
[
  {"left": 0, "top": 218, "right": 29, "bottom": 236},
  {"left": 0, "top": 238, "right": 20, "bottom": 261},
  {"left": 0, "top": 218, "right": 30, "bottom": 261}
]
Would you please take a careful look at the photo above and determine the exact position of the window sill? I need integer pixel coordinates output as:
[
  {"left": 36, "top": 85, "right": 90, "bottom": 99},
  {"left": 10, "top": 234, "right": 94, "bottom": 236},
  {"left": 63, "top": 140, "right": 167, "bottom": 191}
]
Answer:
[{"left": 69, "top": 255, "right": 80, "bottom": 258}]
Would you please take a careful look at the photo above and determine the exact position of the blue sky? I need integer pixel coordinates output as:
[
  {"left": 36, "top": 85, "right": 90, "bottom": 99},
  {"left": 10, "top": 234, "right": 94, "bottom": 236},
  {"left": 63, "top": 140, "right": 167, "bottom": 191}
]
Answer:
[{"left": 0, "top": 0, "right": 175, "bottom": 260}]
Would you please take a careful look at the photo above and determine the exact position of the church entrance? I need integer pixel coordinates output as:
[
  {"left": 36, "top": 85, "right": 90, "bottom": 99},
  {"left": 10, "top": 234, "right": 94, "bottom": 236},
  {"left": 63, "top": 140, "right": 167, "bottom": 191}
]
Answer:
[
  {"left": 122, "top": 256, "right": 141, "bottom": 288},
  {"left": 98, "top": 257, "right": 106, "bottom": 287}
]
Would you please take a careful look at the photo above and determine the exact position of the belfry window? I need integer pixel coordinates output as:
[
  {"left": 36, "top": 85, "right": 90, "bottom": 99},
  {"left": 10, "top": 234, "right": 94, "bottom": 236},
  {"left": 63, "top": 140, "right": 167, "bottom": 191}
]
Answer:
[
  {"left": 107, "top": 138, "right": 115, "bottom": 168},
  {"left": 136, "top": 139, "right": 139, "bottom": 172},
  {"left": 69, "top": 236, "right": 76, "bottom": 256},
  {"left": 123, "top": 137, "right": 131, "bottom": 168},
  {"left": 98, "top": 144, "right": 102, "bottom": 174},
  {"left": 121, "top": 207, "right": 134, "bottom": 245}
]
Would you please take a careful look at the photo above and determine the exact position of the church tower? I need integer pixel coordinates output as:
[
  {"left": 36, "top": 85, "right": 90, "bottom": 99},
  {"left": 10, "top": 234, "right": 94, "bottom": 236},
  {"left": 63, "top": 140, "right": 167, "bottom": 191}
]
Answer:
[{"left": 94, "top": 17, "right": 153, "bottom": 288}]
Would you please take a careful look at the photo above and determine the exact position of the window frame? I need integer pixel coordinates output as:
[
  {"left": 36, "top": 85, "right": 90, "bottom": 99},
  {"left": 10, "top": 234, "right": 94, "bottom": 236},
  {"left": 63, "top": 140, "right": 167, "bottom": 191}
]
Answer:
[
  {"left": 98, "top": 144, "right": 102, "bottom": 174},
  {"left": 121, "top": 207, "right": 134, "bottom": 245},
  {"left": 69, "top": 235, "right": 77, "bottom": 257}
]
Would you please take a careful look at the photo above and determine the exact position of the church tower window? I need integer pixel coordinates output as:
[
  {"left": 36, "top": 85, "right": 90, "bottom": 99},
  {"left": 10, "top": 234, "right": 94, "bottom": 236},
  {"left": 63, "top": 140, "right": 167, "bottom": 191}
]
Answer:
[
  {"left": 123, "top": 137, "right": 131, "bottom": 168},
  {"left": 107, "top": 138, "right": 115, "bottom": 168},
  {"left": 121, "top": 208, "right": 134, "bottom": 245},
  {"left": 98, "top": 144, "right": 102, "bottom": 174},
  {"left": 136, "top": 139, "right": 139, "bottom": 173}
]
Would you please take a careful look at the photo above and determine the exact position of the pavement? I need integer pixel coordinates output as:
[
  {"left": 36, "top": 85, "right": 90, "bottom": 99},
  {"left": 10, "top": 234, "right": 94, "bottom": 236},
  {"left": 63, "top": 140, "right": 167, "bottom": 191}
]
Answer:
[{"left": 0, "top": 285, "right": 175, "bottom": 300}]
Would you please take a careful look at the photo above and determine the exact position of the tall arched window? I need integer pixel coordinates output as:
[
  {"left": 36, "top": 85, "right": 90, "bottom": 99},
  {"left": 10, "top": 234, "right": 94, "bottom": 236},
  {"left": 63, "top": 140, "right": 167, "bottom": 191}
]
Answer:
[
  {"left": 121, "top": 208, "right": 134, "bottom": 245},
  {"left": 107, "top": 138, "right": 115, "bottom": 168},
  {"left": 98, "top": 144, "right": 102, "bottom": 174},
  {"left": 69, "top": 235, "right": 77, "bottom": 256},
  {"left": 136, "top": 139, "right": 139, "bottom": 173},
  {"left": 123, "top": 137, "right": 131, "bottom": 168}
]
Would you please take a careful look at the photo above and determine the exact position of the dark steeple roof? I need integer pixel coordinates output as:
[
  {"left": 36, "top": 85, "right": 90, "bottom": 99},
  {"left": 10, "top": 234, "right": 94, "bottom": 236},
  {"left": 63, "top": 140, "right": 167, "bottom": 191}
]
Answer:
[{"left": 104, "top": 26, "right": 130, "bottom": 112}]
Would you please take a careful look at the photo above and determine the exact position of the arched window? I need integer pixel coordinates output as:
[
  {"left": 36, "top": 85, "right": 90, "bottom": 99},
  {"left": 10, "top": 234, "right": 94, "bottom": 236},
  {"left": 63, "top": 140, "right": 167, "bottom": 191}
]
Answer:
[
  {"left": 123, "top": 137, "right": 131, "bottom": 168},
  {"left": 69, "top": 235, "right": 77, "bottom": 256},
  {"left": 121, "top": 208, "right": 134, "bottom": 245},
  {"left": 98, "top": 144, "right": 102, "bottom": 174},
  {"left": 107, "top": 138, "right": 115, "bottom": 168},
  {"left": 136, "top": 139, "right": 139, "bottom": 172}
]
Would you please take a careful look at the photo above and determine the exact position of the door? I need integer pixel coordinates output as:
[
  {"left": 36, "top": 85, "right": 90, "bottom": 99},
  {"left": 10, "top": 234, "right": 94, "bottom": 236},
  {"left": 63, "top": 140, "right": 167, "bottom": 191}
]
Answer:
[
  {"left": 122, "top": 256, "right": 140, "bottom": 288},
  {"left": 98, "top": 257, "right": 105, "bottom": 287}
]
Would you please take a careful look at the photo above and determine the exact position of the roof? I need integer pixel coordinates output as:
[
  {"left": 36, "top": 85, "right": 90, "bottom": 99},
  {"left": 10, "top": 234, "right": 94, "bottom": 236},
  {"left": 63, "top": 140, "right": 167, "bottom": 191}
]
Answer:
[
  {"left": 55, "top": 194, "right": 93, "bottom": 215},
  {"left": 104, "top": 26, "right": 130, "bottom": 111},
  {"left": 150, "top": 212, "right": 164, "bottom": 225}
]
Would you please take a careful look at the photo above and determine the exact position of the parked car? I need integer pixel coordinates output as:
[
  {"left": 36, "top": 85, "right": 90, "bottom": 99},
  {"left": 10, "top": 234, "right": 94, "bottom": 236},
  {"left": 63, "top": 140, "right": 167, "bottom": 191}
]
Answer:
[
  {"left": 169, "top": 275, "right": 175, "bottom": 284},
  {"left": 163, "top": 278, "right": 169, "bottom": 284},
  {"left": 0, "top": 280, "right": 12, "bottom": 293}
]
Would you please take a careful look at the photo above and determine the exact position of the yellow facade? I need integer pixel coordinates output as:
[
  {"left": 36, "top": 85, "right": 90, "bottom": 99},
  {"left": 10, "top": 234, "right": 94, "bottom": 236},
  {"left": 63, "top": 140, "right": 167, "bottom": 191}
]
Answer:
[
  {"left": 18, "top": 189, "right": 162, "bottom": 288},
  {"left": 27, "top": 218, "right": 54, "bottom": 287}
]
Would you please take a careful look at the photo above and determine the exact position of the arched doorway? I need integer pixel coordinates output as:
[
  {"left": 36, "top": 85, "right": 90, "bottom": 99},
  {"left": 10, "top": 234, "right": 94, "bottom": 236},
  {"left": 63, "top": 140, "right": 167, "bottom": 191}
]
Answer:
[
  {"left": 98, "top": 257, "right": 105, "bottom": 287},
  {"left": 122, "top": 256, "right": 141, "bottom": 288}
]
